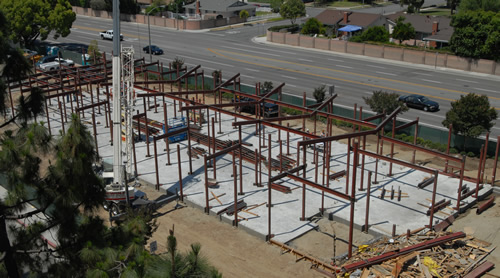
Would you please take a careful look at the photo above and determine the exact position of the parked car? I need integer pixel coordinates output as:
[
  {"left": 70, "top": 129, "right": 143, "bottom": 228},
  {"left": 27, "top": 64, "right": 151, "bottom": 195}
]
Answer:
[
  {"left": 143, "top": 45, "right": 163, "bottom": 55},
  {"left": 399, "top": 94, "right": 439, "bottom": 112},
  {"left": 54, "top": 58, "right": 75, "bottom": 67},
  {"left": 36, "top": 55, "right": 58, "bottom": 67},
  {"left": 23, "top": 49, "right": 42, "bottom": 63}
]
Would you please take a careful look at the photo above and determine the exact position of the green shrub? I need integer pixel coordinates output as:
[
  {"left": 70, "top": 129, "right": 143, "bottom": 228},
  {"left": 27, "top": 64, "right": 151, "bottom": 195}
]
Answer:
[
  {"left": 449, "top": 148, "right": 458, "bottom": 154},
  {"left": 404, "top": 135, "right": 414, "bottom": 143},
  {"left": 467, "top": 151, "right": 476, "bottom": 157},
  {"left": 416, "top": 137, "right": 425, "bottom": 145},
  {"left": 222, "top": 92, "right": 234, "bottom": 100},
  {"left": 437, "top": 144, "right": 447, "bottom": 152},
  {"left": 269, "top": 24, "right": 299, "bottom": 32},
  {"left": 90, "top": 0, "right": 106, "bottom": 10}
]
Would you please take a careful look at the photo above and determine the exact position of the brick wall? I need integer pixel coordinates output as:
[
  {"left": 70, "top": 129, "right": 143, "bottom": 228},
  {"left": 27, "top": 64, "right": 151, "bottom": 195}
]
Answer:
[
  {"left": 346, "top": 42, "right": 364, "bottom": 55},
  {"left": 285, "top": 33, "right": 299, "bottom": 46},
  {"left": 314, "top": 37, "right": 330, "bottom": 50},
  {"left": 364, "top": 44, "right": 383, "bottom": 58},
  {"left": 300, "top": 36, "right": 315, "bottom": 48}
]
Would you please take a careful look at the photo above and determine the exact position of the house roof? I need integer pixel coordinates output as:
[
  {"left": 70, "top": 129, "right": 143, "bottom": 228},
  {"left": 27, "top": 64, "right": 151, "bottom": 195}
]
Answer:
[
  {"left": 315, "top": 10, "right": 383, "bottom": 27},
  {"left": 386, "top": 12, "right": 453, "bottom": 42},
  {"left": 184, "top": 0, "right": 255, "bottom": 13}
]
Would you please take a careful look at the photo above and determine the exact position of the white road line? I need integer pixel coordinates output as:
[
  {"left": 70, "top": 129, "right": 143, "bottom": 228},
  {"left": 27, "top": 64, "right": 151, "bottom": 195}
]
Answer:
[
  {"left": 421, "top": 79, "right": 442, "bottom": 84},
  {"left": 493, "top": 126, "right": 500, "bottom": 130},
  {"left": 337, "top": 65, "right": 353, "bottom": 69},
  {"left": 473, "top": 87, "right": 497, "bottom": 93},
  {"left": 287, "top": 84, "right": 297, "bottom": 88},
  {"left": 367, "top": 65, "right": 385, "bottom": 69},
  {"left": 298, "top": 58, "right": 313, "bottom": 62},
  {"left": 328, "top": 58, "right": 344, "bottom": 62},
  {"left": 207, "top": 33, "right": 225, "bottom": 37},
  {"left": 232, "top": 43, "right": 297, "bottom": 55},
  {"left": 178, "top": 56, "right": 234, "bottom": 67},
  {"left": 376, "top": 71, "right": 397, "bottom": 76},
  {"left": 362, "top": 91, "right": 372, "bottom": 95},
  {"left": 220, "top": 45, "right": 281, "bottom": 56},
  {"left": 240, "top": 74, "right": 254, "bottom": 79},
  {"left": 413, "top": 72, "right": 432, "bottom": 76},
  {"left": 245, "top": 68, "right": 260, "bottom": 72},
  {"left": 281, "top": 75, "right": 297, "bottom": 80},
  {"left": 456, "top": 78, "right": 478, "bottom": 83}
]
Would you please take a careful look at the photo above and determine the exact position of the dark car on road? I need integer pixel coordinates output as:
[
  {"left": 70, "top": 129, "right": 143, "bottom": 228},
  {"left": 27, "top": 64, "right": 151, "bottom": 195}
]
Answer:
[
  {"left": 143, "top": 45, "right": 163, "bottom": 55},
  {"left": 399, "top": 94, "right": 439, "bottom": 112}
]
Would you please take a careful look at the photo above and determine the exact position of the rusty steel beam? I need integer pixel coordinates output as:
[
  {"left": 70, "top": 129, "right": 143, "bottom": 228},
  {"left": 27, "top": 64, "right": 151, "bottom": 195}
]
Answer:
[
  {"left": 311, "top": 94, "right": 338, "bottom": 115},
  {"left": 358, "top": 148, "right": 435, "bottom": 174},
  {"left": 269, "top": 164, "right": 307, "bottom": 183},
  {"left": 463, "top": 261, "right": 495, "bottom": 278},
  {"left": 477, "top": 196, "right": 495, "bottom": 214},
  {"left": 341, "top": 232, "right": 466, "bottom": 273},
  {"left": 259, "top": 83, "right": 285, "bottom": 101},
  {"left": 380, "top": 135, "right": 461, "bottom": 163},
  {"left": 44, "top": 89, "right": 78, "bottom": 99},
  {"left": 180, "top": 101, "right": 260, "bottom": 111},
  {"left": 214, "top": 73, "right": 240, "bottom": 91},
  {"left": 287, "top": 174, "right": 352, "bottom": 201},
  {"left": 394, "top": 119, "right": 418, "bottom": 132},
  {"left": 176, "top": 65, "right": 201, "bottom": 81},
  {"left": 205, "top": 143, "right": 241, "bottom": 161},
  {"left": 219, "top": 88, "right": 377, "bottom": 129},
  {"left": 153, "top": 127, "right": 189, "bottom": 141},
  {"left": 76, "top": 100, "right": 108, "bottom": 112},
  {"left": 363, "top": 113, "right": 385, "bottom": 122}
]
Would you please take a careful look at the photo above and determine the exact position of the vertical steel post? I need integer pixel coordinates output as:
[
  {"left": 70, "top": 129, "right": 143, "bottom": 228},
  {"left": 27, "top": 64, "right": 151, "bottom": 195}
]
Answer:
[
  {"left": 268, "top": 134, "right": 272, "bottom": 240},
  {"left": 239, "top": 126, "right": 244, "bottom": 195},
  {"left": 445, "top": 124, "right": 452, "bottom": 172},
  {"left": 455, "top": 155, "right": 466, "bottom": 212},
  {"left": 389, "top": 118, "right": 395, "bottom": 176},
  {"left": 428, "top": 171, "right": 439, "bottom": 230},
  {"left": 154, "top": 139, "right": 159, "bottom": 190},
  {"left": 204, "top": 155, "right": 209, "bottom": 214},
  {"left": 475, "top": 145, "right": 484, "bottom": 198},
  {"left": 481, "top": 133, "right": 489, "bottom": 183},
  {"left": 233, "top": 142, "right": 238, "bottom": 227},
  {"left": 364, "top": 172, "right": 372, "bottom": 233},
  {"left": 177, "top": 144, "right": 184, "bottom": 202},
  {"left": 413, "top": 118, "right": 419, "bottom": 164},
  {"left": 348, "top": 142, "right": 359, "bottom": 259},
  {"left": 491, "top": 136, "right": 500, "bottom": 185}
]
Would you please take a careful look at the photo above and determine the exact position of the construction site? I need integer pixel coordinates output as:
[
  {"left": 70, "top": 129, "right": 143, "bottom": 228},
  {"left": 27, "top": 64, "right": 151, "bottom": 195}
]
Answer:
[{"left": 6, "top": 46, "right": 499, "bottom": 277}]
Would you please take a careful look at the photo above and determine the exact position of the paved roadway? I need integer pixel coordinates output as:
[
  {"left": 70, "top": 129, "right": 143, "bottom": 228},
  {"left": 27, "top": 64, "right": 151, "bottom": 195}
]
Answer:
[{"left": 48, "top": 15, "right": 500, "bottom": 138}]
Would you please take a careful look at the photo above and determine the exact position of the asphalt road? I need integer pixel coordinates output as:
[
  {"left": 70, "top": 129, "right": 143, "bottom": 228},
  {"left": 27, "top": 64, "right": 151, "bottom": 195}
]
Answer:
[{"left": 47, "top": 15, "right": 500, "bottom": 138}]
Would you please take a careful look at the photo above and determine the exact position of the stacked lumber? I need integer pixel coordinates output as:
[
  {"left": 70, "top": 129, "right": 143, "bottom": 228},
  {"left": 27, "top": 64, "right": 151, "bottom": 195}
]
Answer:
[{"left": 340, "top": 230, "right": 495, "bottom": 277}]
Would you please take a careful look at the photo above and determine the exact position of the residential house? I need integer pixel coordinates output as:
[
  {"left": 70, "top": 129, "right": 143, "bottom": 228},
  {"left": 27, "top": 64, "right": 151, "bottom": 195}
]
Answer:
[
  {"left": 184, "top": 0, "right": 256, "bottom": 19},
  {"left": 315, "top": 10, "right": 386, "bottom": 38},
  {"left": 386, "top": 12, "right": 453, "bottom": 48}
]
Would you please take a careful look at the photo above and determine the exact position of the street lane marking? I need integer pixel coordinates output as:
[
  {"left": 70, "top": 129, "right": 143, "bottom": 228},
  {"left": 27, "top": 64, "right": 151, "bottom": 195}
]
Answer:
[
  {"left": 456, "top": 79, "right": 478, "bottom": 83},
  {"left": 473, "top": 87, "right": 497, "bottom": 93},
  {"left": 245, "top": 68, "right": 260, "bottom": 72},
  {"left": 367, "top": 65, "right": 386, "bottom": 69},
  {"left": 287, "top": 84, "right": 298, "bottom": 87},
  {"left": 337, "top": 65, "right": 353, "bottom": 69},
  {"left": 376, "top": 71, "right": 397, "bottom": 76},
  {"left": 232, "top": 43, "right": 297, "bottom": 55},
  {"left": 281, "top": 75, "right": 297, "bottom": 80},
  {"left": 207, "top": 48, "right": 500, "bottom": 109},
  {"left": 178, "top": 55, "right": 234, "bottom": 67},
  {"left": 221, "top": 45, "right": 281, "bottom": 57},
  {"left": 240, "top": 74, "right": 254, "bottom": 79},
  {"left": 208, "top": 48, "right": 500, "bottom": 104},
  {"left": 413, "top": 72, "right": 433, "bottom": 76},
  {"left": 298, "top": 58, "right": 313, "bottom": 62},
  {"left": 421, "top": 79, "right": 442, "bottom": 84},
  {"left": 328, "top": 58, "right": 344, "bottom": 62}
]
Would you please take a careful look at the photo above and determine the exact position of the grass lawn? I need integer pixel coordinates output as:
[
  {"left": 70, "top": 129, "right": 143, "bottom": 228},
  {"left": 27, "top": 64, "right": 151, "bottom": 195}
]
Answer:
[
  {"left": 326, "top": 1, "right": 364, "bottom": 8},
  {"left": 256, "top": 11, "right": 272, "bottom": 16}
]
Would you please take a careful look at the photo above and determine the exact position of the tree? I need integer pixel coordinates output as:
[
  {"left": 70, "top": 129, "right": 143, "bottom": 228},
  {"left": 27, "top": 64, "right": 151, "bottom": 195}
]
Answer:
[
  {"left": 172, "top": 57, "right": 185, "bottom": 71},
  {"left": 313, "top": 85, "right": 326, "bottom": 103},
  {"left": 458, "top": 0, "right": 500, "bottom": 12},
  {"left": 270, "top": 0, "right": 283, "bottom": 13},
  {"left": 280, "top": 0, "right": 306, "bottom": 25},
  {"left": 0, "top": 0, "right": 76, "bottom": 48},
  {"left": 400, "top": 0, "right": 425, "bottom": 13},
  {"left": 442, "top": 93, "right": 497, "bottom": 139},
  {"left": 239, "top": 9, "right": 249, "bottom": 20},
  {"left": 89, "top": 0, "right": 106, "bottom": 10},
  {"left": 447, "top": 0, "right": 461, "bottom": 14},
  {"left": 392, "top": 16, "right": 416, "bottom": 44},
  {"left": 449, "top": 11, "right": 500, "bottom": 60},
  {"left": 301, "top": 18, "right": 324, "bottom": 35},
  {"left": 351, "top": 26, "right": 390, "bottom": 43},
  {"left": 363, "top": 90, "right": 409, "bottom": 114},
  {"left": 0, "top": 114, "right": 107, "bottom": 277},
  {"left": 261, "top": 81, "right": 274, "bottom": 94},
  {"left": 87, "top": 40, "right": 102, "bottom": 61}
]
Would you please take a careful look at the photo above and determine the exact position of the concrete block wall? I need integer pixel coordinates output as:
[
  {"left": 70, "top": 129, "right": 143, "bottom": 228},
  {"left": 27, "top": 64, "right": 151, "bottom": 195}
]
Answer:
[
  {"left": 286, "top": 33, "right": 299, "bottom": 46},
  {"left": 364, "top": 44, "right": 383, "bottom": 58},
  {"left": 300, "top": 36, "right": 315, "bottom": 48},
  {"left": 331, "top": 40, "right": 346, "bottom": 53},
  {"left": 446, "top": 55, "right": 470, "bottom": 71},
  {"left": 347, "top": 42, "right": 364, "bottom": 55},
  {"left": 402, "top": 49, "right": 425, "bottom": 64},
  {"left": 472, "top": 59, "right": 497, "bottom": 75},
  {"left": 314, "top": 37, "right": 330, "bottom": 50},
  {"left": 383, "top": 48, "right": 404, "bottom": 61}
]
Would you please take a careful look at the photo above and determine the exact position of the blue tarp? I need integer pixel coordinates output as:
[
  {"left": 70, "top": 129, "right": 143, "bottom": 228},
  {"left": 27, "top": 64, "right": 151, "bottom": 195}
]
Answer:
[{"left": 338, "top": 25, "right": 362, "bottom": 32}]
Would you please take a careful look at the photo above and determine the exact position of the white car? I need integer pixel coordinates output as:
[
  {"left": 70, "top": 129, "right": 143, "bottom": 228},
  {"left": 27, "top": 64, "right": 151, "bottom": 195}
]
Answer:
[{"left": 54, "top": 58, "right": 74, "bottom": 67}]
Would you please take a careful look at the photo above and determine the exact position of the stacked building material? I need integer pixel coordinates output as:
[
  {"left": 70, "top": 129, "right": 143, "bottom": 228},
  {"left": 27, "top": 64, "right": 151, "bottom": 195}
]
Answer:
[{"left": 339, "top": 230, "right": 495, "bottom": 277}]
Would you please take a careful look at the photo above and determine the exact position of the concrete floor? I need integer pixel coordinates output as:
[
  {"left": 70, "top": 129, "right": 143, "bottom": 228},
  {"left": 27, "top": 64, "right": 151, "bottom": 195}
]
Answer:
[{"left": 46, "top": 88, "right": 491, "bottom": 244}]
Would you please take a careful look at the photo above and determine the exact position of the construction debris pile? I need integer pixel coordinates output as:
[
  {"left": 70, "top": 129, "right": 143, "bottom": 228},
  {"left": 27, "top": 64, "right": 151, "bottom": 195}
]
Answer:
[{"left": 339, "top": 230, "right": 495, "bottom": 278}]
